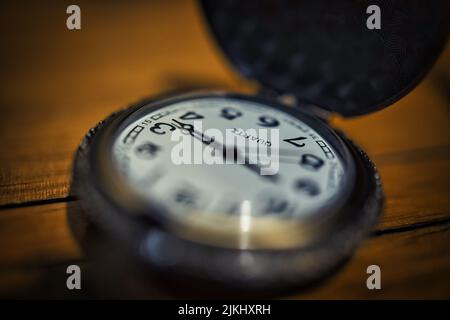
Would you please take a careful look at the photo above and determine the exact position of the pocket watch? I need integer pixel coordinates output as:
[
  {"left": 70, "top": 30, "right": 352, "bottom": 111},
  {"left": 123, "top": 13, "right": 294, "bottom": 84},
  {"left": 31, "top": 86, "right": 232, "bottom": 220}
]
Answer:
[{"left": 72, "top": 1, "right": 448, "bottom": 291}]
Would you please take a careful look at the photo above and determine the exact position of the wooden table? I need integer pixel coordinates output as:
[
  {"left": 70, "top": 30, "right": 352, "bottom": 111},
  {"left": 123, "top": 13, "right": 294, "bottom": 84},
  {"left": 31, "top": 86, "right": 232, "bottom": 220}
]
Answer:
[{"left": 1, "top": 1, "right": 449, "bottom": 299}]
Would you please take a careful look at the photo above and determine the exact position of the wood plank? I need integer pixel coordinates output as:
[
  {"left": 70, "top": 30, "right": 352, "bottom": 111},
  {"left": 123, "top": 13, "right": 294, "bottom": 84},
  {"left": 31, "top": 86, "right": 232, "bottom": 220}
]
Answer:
[
  {"left": 374, "top": 146, "right": 450, "bottom": 229},
  {"left": 0, "top": 160, "right": 449, "bottom": 273},
  {"left": 2, "top": 144, "right": 449, "bottom": 231},
  {"left": 1, "top": 146, "right": 448, "bottom": 298},
  {"left": 294, "top": 222, "right": 450, "bottom": 299},
  {"left": 1, "top": 79, "right": 448, "bottom": 206},
  {"left": 0, "top": 0, "right": 449, "bottom": 207},
  {"left": 1, "top": 212, "right": 449, "bottom": 299},
  {"left": 0, "top": 0, "right": 248, "bottom": 206},
  {"left": 0, "top": 147, "right": 449, "bottom": 270},
  {"left": 0, "top": 202, "right": 82, "bottom": 269}
]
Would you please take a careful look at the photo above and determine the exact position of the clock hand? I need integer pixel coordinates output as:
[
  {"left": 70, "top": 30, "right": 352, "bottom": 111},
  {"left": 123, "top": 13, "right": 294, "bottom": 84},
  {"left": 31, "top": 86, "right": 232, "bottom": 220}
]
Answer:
[
  {"left": 189, "top": 128, "right": 299, "bottom": 158},
  {"left": 246, "top": 146, "right": 302, "bottom": 158},
  {"left": 189, "top": 129, "right": 279, "bottom": 183},
  {"left": 245, "top": 150, "right": 299, "bottom": 164},
  {"left": 229, "top": 145, "right": 279, "bottom": 183}
]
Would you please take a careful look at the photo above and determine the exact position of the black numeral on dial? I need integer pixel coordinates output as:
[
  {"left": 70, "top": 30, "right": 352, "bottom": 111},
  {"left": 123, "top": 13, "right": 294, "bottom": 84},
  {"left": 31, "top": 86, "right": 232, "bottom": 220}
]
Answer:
[
  {"left": 171, "top": 119, "right": 194, "bottom": 132},
  {"left": 257, "top": 115, "right": 279, "bottom": 127},
  {"left": 179, "top": 111, "right": 203, "bottom": 120},
  {"left": 150, "top": 120, "right": 194, "bottom": 135},
  {"left": 299, "top": 154, "right": 324, "bottom": 171},
  {"left": 135, "top": 142, "right": 161, "bottom": 159},
  {"left": 220, "top": 107, "right": 242, "bottom": 120},
  {"left": 283, "top": 136, "right": 307, "bottom": 148},
  {"left": 294, "top": 179, "right": 320, "bottom": 196},
  {"left": 172, "top": 187, "right": 198, "bottom": 208},
  {"left": 263, "top": 197, "right": 289, "bottom": 214},
  {"left": 149, "top": 123, "right": 176, "bottom": 135}
]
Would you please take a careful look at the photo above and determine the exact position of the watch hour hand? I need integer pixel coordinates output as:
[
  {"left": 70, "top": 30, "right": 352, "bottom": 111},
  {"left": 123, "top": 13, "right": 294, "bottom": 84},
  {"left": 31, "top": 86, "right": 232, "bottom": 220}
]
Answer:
[{"left": 191, "top": 129, "right": 279, "bottom": 183}]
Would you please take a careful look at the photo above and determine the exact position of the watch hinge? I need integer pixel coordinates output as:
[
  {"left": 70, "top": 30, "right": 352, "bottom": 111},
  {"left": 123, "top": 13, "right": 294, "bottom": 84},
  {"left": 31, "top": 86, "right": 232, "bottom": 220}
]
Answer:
[
  {"left": 257, "top": 88, "right": 332, "bottom": 122},
  {"left": 298, "top": 103, "right": 332, "bottom": 122}
]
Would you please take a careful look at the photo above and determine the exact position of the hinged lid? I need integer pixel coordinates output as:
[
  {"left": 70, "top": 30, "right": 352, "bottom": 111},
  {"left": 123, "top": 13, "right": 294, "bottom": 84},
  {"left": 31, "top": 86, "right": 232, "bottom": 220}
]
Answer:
[{"left": 201, "top": 0, "right": 448, "bottom": 117}]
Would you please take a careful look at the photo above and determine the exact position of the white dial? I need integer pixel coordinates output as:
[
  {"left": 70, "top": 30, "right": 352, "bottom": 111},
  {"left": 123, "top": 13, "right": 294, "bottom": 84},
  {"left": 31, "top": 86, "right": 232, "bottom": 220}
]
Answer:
[{"left": 111, "top": 96, "right": 351, "bottom": 232}]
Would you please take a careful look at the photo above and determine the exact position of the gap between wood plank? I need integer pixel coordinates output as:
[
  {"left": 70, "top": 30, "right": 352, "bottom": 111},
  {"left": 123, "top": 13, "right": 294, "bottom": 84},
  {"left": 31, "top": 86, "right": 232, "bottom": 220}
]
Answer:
[
  {"left": 372, "top": 218, "right": 450, "bottom": 237},
  {"left": 0, "top": 196, "right": 76, "bottom": 210},
  {"left": 1, "top": 195, "right": 449, "bottom": 239},
  {"left": 1, "top": 142, "right": 449, "bottom": 208}
]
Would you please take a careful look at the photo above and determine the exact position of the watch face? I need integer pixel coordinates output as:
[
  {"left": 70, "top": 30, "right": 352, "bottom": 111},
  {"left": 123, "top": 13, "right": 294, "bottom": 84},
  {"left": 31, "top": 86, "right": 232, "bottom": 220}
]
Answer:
[{"left": 99, "top": 94, "right": 355, "bottom": 249}]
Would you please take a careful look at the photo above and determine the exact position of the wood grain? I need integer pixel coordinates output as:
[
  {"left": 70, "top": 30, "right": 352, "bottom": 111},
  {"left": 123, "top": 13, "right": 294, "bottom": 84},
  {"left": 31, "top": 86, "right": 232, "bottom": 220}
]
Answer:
[
  {"left": 297, "top": 222, "right": 450, "bottom": 299},
  {"left": 0, "top": 147, "right": 449, "bottom": 270},
  {"left": 0, "top": 202, "right": 448, "bottom": 299},
  {"left": 1, "top": 1, "right": 449, "bottom": 207},
  {"left": 0, "top": 0, "right": 449, "bottom": 298}
]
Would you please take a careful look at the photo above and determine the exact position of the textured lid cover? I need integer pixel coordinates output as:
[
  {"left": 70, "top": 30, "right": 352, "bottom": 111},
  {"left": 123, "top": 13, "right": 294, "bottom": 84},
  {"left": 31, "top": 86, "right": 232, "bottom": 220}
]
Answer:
[{"left": 201, "top": 0, "right": 448, "bottom": 116}]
